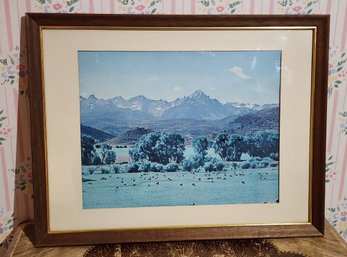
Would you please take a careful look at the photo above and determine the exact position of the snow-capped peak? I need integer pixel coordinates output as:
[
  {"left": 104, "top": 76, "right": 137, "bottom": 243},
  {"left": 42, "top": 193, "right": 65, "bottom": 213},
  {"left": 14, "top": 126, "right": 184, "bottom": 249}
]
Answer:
[
  {"left": 188, "top": 90, "right": 210, "bottom": 100},
  {"left": 87, "top": 94, "right": 97, "bottom": 100}
]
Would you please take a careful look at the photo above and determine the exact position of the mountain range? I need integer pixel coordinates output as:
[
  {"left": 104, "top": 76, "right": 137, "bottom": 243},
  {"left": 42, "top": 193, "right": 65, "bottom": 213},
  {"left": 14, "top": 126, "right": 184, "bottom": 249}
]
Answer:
[
  {"left": 80, "top": 90, "right": 277, "bottom": 121},
  {"left": 80, "top": 90, "right": 279, "bottom": 140}
]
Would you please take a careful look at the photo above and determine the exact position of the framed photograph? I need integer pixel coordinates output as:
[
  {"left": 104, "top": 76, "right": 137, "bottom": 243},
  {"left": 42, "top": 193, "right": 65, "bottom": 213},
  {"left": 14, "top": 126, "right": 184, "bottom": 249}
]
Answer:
[{"left": 26, "top": 13, "right": 329, "bottom": 246}]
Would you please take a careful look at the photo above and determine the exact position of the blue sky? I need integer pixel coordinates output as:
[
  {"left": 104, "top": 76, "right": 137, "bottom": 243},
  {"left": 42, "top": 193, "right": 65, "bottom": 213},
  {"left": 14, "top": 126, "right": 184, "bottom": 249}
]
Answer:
[{"left": 78, "top": 51, "right": 281, "bottom": 104}]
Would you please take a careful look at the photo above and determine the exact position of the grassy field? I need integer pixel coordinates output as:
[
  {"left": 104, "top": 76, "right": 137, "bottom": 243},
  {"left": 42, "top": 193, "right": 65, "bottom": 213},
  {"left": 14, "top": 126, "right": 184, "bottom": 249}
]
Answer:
[{"left": 82, "top": 167, "right": 278, "bottom": 209}]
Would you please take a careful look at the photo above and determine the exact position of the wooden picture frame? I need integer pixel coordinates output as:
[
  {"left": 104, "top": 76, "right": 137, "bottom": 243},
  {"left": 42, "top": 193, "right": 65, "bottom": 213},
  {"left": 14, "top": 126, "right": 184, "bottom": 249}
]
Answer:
[{"left": 26, "top": 13, "right": 329, "bottom": 247}]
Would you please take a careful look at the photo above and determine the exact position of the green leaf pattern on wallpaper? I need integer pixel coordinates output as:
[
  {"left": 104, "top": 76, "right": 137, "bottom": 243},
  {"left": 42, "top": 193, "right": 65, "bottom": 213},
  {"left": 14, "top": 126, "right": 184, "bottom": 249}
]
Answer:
[
  {"left": 326, "top": 198, "right": 347, "bottom": 239},
  {"left": 0, "top": 46, "right": 24, "bottom": 86},
  {"left": 328, "top": 47, "right": 347, "bottom": 97},
  {"left": 325, "top": 155, "right": 335, "bottom": 183}
]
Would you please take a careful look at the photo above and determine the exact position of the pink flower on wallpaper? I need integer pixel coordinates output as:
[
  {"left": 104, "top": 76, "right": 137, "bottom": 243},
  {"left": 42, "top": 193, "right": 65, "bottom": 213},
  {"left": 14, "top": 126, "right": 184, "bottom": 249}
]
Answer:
[
  {"left": 53, "top": 3, "right": 62, "bottom": 11},
  {"left": 135, "top": 5, "right": 145, "bottom": 12},
  {"left": 292, "top": 6, "right": 302, "bottom": 12},
  {"left": 216, "top": 6, "right": 225, "bottom": 12}
]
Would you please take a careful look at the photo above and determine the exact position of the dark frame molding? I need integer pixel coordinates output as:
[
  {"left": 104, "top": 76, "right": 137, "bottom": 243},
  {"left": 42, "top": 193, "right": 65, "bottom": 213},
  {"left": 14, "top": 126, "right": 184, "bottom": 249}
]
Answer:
[{"left": 26, "top": 13, "right": 329, "bottom": 247}]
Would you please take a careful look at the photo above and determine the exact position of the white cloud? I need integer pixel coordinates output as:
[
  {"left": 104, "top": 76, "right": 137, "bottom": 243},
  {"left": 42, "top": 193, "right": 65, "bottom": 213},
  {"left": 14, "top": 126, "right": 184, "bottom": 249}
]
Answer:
[
  {"left": 250, "top": 56, "right": 257, "bottom": 70},
  {"left": 174, "top": 86, "right": 182, "bottom": 92},
  {"left": 209, "top": 87, "right": 216, "bottom": 91},
  {"left": 148, "top": 76, "right": 159, "bottom": 81},
  {"left": 229, "top": 66, "right": 250, "bottom": 80},
  {"left": 94, "top": 53, "right": 99, "bottom": 64}
]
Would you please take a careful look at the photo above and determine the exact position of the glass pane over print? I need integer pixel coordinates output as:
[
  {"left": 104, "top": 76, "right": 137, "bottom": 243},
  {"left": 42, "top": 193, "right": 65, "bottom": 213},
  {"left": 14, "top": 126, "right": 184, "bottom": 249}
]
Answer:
[{"left": 78, "top": 51, "right": 281, "bottom": 209}]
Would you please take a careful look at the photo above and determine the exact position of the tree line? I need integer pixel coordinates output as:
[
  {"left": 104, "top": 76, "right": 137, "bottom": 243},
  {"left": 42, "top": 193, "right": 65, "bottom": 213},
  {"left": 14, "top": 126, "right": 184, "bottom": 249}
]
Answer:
[{"left": 81, "top": 130, "right": 279, "bottom": 171}]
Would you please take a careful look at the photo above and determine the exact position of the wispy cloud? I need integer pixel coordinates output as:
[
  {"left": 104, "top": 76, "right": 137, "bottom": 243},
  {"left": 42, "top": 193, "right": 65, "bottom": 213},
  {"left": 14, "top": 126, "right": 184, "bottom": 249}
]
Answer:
[
  {"left": 229, "top": 66, "right": 250, "bottom": 80},
  {"left": 174, "top": 86, "right": 182, "bottom": 92},
  {"left": 250, "top": 56, "right": 257, "bottom": 70},
  {"left": 148, "top": 76, "right": 159, "bottom": 81},
  {"left": 94, "top": 53, "right": 99, "bottom": 64}
]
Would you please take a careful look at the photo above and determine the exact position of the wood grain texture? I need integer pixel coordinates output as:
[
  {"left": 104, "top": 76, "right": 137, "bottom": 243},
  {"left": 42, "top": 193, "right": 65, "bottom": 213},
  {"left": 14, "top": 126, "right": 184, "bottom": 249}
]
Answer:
[
  {"left": 25, "top": 13, "right": 329, "bottom": 247},
  {"left": 26, "top": 13, "right": 50, "bottom": 248}
]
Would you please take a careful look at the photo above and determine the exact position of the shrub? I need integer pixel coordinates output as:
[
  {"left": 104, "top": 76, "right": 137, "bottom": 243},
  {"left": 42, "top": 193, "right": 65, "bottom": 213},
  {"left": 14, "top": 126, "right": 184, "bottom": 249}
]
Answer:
[
  {"left": 112, "top": 164, "right": 120, "bottom": 173},
  {"left": 204, "top": 162, "right": 215, "bottom": 172},
  {"left": 215, "top": 161, "right": 225, "bottom": 171},
  {"left": 181, "top": 159, "right": 193, "bottom": 171},
  {"left": 165, "top": 163, "right": 179, "bottom": 172},
  {"left": 101, "top": 166, "right": 110, "bottom": 174},
  {"left": 191, "top": 154, "right": 204, "bottom": 168},
  {"left": 87, "top": 166, "right": 96, "bottom": 175},
  {"left": 270, "top": 152, "right": 279, "bottom": 161},
  {"left": 258, "top": 160, "right": 269, "bottom": 168},
  {"left": 128, "top": 163, "right": 140, "bottom": 173},
  {"left": 150, "top": 163, "right": 164, "bottom": 172},
  {"left": 231, "top": 162, "right": 239, "bottom": 169},
  {"left": 262, "top": 157, "right": 273, "bottom": 163},
  {"left": 240, "top": 162, "right": 251, "bottom": 169},
  {"left": 204, "top": 158, "right": 225, "bottom": 172},
  {"left": 139, "top": 162, "right": 151, "bottom": 173},
  {"left": 253, "top": 157, "right": 262, "bottom": 162},
  {"left": 251, "top": 162, "right": 258, "bottom": 169},
  {"left": 181, "top": 154, "right": 204, "bottom": 171},
  {"left": 270, "top": 161, "right": 278, "bottom": 167}
]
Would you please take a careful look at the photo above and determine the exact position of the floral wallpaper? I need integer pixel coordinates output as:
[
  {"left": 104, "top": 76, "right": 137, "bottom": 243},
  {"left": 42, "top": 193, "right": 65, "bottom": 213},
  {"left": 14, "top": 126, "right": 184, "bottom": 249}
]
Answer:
[{"left": 0, "top": 0, "right": 347, "bottom": 254}]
